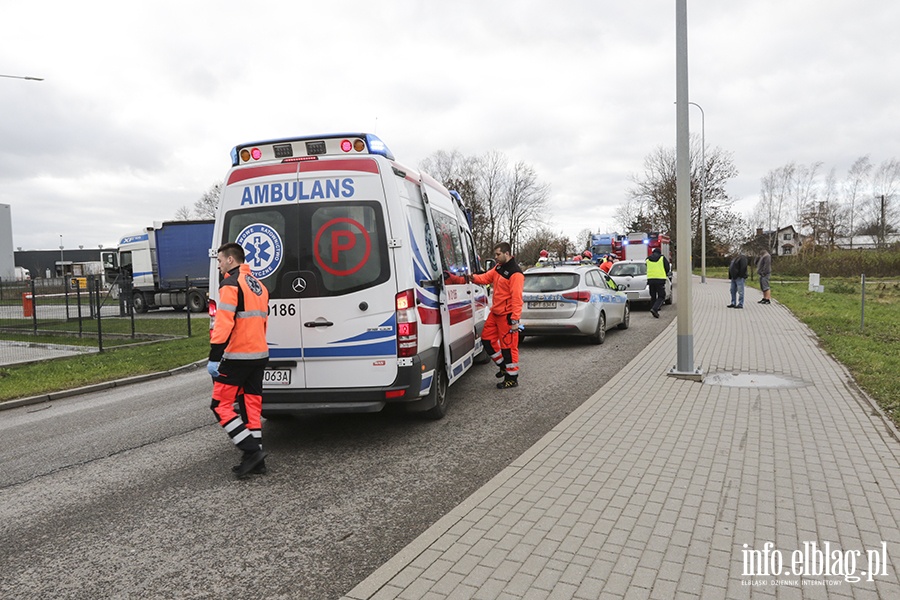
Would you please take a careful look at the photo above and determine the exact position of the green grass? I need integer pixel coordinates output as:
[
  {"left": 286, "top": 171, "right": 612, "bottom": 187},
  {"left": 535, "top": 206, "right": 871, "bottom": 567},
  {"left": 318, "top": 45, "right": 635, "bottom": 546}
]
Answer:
[
  {"left": 0, "top": 317, "right": 210, "bottom": 402},
  {"left": 0, "top": 335, "right": 209, "bottom": 401},
  {"left": 700, "top": 270, "right": 900, "bottom": 426}
]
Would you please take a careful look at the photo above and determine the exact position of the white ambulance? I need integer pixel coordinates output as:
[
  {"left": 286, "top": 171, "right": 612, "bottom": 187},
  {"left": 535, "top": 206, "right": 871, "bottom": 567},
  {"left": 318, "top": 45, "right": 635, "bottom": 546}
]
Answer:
[{"left": 209, "top": 133, "right": 489, "bottom": 419}]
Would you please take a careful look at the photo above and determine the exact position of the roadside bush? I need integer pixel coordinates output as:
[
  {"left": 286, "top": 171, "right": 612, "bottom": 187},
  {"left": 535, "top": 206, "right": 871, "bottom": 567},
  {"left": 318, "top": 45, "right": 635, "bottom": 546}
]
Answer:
[{"left": 774, "top": 248, "right": 900, "bottom": 278}]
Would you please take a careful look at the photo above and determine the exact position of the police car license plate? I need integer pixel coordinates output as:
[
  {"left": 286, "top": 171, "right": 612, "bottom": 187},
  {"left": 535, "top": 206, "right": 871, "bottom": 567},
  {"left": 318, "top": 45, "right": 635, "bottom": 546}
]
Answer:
[
  {"left": 626, "top": 292, "right": 640, "bottom": 301},
  {"left": 528, "top": 301, "right": 556, "bottom": 309},
  {"left": 263, "top": 369, "right": 291, "bottom": 385}
]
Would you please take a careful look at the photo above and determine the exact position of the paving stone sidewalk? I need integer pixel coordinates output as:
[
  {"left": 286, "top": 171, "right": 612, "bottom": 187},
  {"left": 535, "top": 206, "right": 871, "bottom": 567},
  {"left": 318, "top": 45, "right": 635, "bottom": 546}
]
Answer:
[{"left": 343, "top": 276, "right": 900, "bottom": 599}]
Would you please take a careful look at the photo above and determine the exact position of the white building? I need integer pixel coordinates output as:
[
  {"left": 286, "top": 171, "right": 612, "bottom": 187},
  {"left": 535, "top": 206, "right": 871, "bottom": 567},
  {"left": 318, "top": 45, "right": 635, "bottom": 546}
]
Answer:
[{"left": 0, "top": 204, "right": 15, "bottom": 281}]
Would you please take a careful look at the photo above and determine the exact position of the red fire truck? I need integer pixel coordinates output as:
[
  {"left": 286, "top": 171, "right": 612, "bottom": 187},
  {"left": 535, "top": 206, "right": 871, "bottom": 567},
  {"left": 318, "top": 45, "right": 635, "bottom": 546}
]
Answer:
[{"left": 619, "top": 231, "right": 670, "bottom": 261}]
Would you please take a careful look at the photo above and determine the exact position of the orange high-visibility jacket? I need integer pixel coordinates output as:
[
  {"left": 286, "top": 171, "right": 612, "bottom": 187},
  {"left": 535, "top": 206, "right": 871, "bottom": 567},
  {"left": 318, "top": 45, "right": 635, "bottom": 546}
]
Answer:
[
  {"left": 210, "top": 263, "right": 269, "bottom": 362},
  {"left": 472, "top": 257, "right": 524, "bottom": 321}
]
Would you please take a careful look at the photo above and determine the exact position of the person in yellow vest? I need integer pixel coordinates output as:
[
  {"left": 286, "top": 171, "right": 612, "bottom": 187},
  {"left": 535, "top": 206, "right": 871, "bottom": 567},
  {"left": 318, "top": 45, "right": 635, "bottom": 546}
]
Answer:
[{"left": 646, "top": 247, "right": 671, "bottom": 318}]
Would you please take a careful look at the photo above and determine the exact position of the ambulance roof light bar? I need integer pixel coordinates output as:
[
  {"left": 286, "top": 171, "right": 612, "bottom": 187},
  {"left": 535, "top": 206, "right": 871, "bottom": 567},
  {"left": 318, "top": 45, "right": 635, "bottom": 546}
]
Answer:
[{"left": 230, "top": 133, "right": 394, "bottom": 166}]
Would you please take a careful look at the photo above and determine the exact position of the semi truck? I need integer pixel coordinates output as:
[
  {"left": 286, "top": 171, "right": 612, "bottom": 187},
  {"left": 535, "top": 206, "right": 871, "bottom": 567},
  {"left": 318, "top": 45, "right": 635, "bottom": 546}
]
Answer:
[{"left": 102, "top": 220, "right": 214, "bottom": 313}]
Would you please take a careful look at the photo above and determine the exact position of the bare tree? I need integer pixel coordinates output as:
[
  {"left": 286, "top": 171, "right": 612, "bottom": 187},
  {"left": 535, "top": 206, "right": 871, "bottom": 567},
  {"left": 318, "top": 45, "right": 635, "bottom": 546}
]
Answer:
[
  {"left": 791, "top": 162, "right": 822, "bottom": 229},
  {"left": 842, "top": 156, "right": 872, "bottom": 248},
  {"left": 476, "top": 151, "right": 510, "bottom": 257},
  {"left": 504, "top": 161, "right": 550, "bottom": 253},
  {"left": 753, "top": 163, "right": 795, "bottom": 250},
  {"left": 174, "top": 205, "right": 192, "bottom": 220},
  {"left": 866, "top": 158, "right": 900, "bottom": 246},
  {"left": 194, "top": 182, "right": 222, "bottom": 219},
  {"left": 627, "top": 138, "right": 739, "bottom": 260},
  {"left": 518, "top": 227, "right": 571, "bottom": 266},
  {"left": 575, "top": 228, "right": 593, "bottom": 254}
]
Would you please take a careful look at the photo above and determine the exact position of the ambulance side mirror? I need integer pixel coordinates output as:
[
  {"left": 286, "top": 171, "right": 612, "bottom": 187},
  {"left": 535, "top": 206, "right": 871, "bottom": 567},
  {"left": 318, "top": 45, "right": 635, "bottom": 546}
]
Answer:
[{"left": 482, "top": 259, "right": 495, "bottom": 272}]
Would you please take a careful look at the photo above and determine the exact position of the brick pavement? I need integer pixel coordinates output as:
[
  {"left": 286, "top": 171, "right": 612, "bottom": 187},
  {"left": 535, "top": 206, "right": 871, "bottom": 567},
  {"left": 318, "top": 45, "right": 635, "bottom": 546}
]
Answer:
[{"left": 343, "top": 276, "right": 900, "bottom": 599}]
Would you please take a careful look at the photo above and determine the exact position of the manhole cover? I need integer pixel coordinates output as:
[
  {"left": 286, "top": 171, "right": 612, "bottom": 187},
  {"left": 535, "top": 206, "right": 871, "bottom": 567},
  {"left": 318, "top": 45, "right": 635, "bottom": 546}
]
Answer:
[{"left": 704, "top": 372, "right": 809, "bottom": 389}]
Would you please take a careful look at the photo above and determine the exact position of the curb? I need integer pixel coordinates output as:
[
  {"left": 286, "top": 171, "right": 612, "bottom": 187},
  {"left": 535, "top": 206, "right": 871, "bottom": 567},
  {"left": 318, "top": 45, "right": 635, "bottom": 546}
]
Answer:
[{"left": 0, "top": 359, "right": 208, "bottom": 412}]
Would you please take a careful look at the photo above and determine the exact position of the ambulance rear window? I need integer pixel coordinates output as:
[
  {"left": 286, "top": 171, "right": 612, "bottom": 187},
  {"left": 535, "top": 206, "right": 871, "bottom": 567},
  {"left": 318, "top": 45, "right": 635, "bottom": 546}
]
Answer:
[{"left": 221, "top": 201, "right": 389, "bottom": 298}]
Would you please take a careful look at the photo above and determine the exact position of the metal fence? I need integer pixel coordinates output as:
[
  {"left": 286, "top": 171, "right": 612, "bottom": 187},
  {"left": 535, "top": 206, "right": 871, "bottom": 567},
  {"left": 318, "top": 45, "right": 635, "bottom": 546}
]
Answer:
[{"left": 0, "top": 275, "right": 204, "bottom": 367}]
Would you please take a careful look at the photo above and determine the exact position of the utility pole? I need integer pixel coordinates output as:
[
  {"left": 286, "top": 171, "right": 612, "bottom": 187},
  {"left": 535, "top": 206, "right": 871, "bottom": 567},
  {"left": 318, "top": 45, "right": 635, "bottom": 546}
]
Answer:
[{"left": 669, "top": 0, "right": 702, "bottom": 381}]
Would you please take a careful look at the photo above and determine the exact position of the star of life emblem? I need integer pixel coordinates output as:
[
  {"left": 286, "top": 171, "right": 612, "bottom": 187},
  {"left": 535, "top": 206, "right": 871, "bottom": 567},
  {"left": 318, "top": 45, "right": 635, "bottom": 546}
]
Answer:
[{"left": 236, "top": 224, "right": 283, "bottom": 280}]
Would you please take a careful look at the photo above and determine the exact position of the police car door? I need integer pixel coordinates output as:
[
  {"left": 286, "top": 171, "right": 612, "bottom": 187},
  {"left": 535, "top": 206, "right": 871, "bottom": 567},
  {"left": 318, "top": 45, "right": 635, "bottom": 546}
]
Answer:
[{"left": 421, "top": 183, "right": 476, "bottom": 384}]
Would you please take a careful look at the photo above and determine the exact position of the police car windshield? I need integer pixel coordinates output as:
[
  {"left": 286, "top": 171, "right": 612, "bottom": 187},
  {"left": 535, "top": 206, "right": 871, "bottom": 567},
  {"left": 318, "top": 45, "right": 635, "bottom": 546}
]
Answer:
[{"left": 523, "top": 273, "right": 579, "bottom": 293}]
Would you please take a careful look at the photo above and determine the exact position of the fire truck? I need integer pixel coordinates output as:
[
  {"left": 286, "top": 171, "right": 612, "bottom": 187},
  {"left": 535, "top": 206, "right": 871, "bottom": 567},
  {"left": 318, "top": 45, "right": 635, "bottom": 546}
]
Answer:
[{"left": 620, "top": 231, "right": 670, "bottom": 261}]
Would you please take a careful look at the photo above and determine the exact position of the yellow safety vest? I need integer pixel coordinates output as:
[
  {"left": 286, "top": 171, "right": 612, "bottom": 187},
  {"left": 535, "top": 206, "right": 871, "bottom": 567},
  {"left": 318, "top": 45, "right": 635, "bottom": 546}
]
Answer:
[{"left": 646, "top": 257, "right": 667, "bottom": 280}]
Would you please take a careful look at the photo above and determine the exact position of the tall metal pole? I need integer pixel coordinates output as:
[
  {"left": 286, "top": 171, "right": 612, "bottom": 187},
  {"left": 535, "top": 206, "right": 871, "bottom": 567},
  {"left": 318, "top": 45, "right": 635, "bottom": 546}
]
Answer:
[
  {"left": 688, "top": 102, "right": 706, "bottom": 283},
  {"left": 670, "top": 0, "right": 702, "bottom": 380}
]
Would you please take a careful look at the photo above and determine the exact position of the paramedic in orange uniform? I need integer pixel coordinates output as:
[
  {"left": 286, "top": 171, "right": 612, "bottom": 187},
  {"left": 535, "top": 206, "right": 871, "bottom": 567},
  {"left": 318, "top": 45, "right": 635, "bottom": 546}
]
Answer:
[
  {"left": 452, "top": 242, "right": 524, "bottom": 389},
  {"left": 208, "top": 242, "right": 270, "bottom": 478}
]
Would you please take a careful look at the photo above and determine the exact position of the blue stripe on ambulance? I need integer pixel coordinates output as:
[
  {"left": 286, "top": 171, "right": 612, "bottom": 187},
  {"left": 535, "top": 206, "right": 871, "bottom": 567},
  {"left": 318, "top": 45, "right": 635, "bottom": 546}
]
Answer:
[
  {"left": 269, "top": 337, "right": 397, "bottom": 359},
  {"left": 330, "top": 315, "right": 396, "bottom": 344}
]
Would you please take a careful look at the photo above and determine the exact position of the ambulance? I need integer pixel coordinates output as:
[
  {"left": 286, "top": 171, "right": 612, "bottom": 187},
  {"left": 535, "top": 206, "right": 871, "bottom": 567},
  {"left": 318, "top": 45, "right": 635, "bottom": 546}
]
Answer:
[{"left": 209, "top": 133, "right": 489, "bottom": 419}]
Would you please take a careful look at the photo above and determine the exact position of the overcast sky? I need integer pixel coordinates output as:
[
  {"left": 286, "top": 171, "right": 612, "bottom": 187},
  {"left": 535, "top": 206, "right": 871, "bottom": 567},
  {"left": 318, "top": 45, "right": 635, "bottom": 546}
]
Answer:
[{"left": 3, "top": 1, "right": 899, "bottom": 251}]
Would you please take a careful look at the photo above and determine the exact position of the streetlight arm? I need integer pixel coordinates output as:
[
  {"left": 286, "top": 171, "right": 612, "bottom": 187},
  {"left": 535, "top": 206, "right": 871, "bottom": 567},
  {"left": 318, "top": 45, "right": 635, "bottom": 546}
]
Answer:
[{"left": 0, "top": 74, "right": 44, "bottom": 81}]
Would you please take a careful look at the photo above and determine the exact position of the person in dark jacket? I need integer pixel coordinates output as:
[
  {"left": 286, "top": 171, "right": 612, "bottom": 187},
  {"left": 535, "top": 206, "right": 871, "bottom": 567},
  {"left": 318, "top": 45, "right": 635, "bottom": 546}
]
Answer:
[
  {"left": 645, "top": 247, "right": 671, "bottom": 318},
  {"left": 756, "top": 250, "right": 772, "bottom": 304},
  {"left": 727, "top": 252, "right": 749, "bottom": 309}
]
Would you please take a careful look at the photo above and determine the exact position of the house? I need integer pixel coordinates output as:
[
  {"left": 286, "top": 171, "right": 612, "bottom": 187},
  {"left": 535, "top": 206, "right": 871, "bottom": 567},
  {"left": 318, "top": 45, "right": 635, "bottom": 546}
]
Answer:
[
  {"left": 749, "top": 226, "right": 802, "bottom": 256},
  {"left": 774, "top": 226, "right": 800, "bottom": 256}
]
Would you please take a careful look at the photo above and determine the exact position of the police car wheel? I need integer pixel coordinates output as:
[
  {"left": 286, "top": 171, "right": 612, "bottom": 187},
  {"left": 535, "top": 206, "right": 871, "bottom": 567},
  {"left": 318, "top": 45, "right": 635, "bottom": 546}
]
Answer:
[
  {"left": 589, "top": 313, "right": 606, "bottom": 345},
  {"left": 422, "top": 360, "right": 448, "bottom": 420},
  {"left": 617, "top": 303, "right": 630, "bottom": 330}
]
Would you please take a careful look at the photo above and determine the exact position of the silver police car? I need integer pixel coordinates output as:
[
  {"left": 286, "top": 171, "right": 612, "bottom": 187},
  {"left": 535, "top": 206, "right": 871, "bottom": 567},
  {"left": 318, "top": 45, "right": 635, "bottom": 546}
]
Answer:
[{"left": 520, "top": 264, "right": 629, "bottom": 344}]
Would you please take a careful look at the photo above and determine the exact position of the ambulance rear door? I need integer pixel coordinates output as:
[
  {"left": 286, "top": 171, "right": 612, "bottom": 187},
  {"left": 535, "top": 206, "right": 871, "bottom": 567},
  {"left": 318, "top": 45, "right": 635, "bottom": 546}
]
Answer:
[
  {"left": 420, "top": 181, "right": 476, "bottom": 385},
  {"left": 219, "top": 158, "right": 397, "bottom": 391}
]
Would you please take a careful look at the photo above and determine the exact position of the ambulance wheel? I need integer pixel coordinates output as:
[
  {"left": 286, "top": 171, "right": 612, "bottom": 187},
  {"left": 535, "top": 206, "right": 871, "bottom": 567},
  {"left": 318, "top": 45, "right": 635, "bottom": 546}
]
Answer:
[
  {"left": 422, "top": 360, "right": 448, "bottom": 420},
  {"left": 589, "top": 312, "right": 606, "bottom": 345},
  {"left": 132, "top": 292, "right": 148, "bottom": 314},
  {"left": 187, "top": 290, "right": 206, "bottom": 313}
]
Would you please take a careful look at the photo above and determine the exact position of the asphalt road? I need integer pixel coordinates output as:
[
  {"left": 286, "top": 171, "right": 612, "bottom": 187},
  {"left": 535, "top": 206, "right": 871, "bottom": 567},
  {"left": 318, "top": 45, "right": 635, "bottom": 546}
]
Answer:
[{"left": 0, "top": 303, "right": 674, "bottom": 600}]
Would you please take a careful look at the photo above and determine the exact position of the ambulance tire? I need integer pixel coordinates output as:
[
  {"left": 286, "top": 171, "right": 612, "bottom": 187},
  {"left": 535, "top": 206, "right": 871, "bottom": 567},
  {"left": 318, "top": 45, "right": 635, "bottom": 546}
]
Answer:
[
  {"left": 422, "top": 358, "right": 449, "bottom": 420},
  {"left": 132, "top": 291, "right": 148, "bottom": 314},
  {"left": 589, "top": 312, "right": 606, "bottom": 345}
]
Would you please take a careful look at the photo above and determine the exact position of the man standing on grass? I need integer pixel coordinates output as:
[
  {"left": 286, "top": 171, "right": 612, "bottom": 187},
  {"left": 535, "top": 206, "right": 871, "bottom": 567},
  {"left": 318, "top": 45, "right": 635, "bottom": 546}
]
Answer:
[
  {"left": 757, "top": 249, "right": 772, "bottom": 304},
  {"left": 208, "top": 242, "right": 270, "bottom": 478}
]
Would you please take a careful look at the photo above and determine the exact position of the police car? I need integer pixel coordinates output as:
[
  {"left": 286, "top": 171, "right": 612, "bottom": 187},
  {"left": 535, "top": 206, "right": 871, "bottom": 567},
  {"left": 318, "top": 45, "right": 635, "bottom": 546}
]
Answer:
[{"left": 519, "top": 264, "right": 629, "bottom": 344}]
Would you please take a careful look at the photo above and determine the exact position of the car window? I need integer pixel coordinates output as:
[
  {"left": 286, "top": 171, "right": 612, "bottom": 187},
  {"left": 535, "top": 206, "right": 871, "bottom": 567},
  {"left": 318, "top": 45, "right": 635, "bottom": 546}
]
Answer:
[
  {"left": 599, "top": 271, "right": 619, "bottom": 290},
  {"left": 523, "top": 273, "right": 580, "bottom": 292},
  {"left": 585, "top": 270, "right": 603, "bottom": 288},
  {"left": 609, "top": 263, "right": 646, "bottom": 277}
]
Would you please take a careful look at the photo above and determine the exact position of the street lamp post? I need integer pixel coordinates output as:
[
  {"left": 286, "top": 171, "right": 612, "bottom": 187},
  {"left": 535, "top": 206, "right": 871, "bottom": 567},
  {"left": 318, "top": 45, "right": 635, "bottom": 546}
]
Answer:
[{"left": 688, "top": 101, "right": 706, "bottom": 283}]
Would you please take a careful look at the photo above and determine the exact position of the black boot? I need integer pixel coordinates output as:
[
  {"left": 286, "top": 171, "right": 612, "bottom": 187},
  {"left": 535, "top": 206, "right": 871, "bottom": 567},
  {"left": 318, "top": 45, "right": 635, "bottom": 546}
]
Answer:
[{"left": 497, "top": 376, "right": 519, "bottom": 389}]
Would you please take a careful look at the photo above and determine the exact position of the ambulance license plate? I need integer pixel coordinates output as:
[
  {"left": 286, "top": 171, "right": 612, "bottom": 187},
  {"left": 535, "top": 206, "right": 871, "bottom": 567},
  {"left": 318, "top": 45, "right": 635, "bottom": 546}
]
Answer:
[
  {"left": 263, "top": 368, "right": 291, "bottom": 385},
  {"left": 528, "top": 301, "right": 556, "bottom": 309}
]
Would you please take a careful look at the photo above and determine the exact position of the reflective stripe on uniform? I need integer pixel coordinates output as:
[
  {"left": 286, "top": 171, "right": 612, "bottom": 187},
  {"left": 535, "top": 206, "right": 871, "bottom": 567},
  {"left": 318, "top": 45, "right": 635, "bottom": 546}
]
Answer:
[
  {"left": 217, "top": 303, "right": 237, "bottom": 313},
  {"left": 235, "top": 310, "right": 267, "bottom": 319},
  {"left": 222, "top": 351, "right": 270, "bottom": 360}
]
